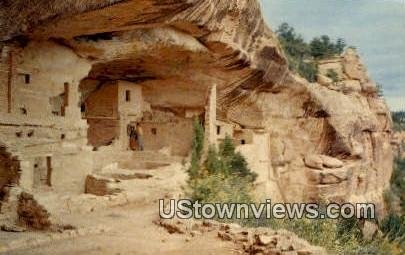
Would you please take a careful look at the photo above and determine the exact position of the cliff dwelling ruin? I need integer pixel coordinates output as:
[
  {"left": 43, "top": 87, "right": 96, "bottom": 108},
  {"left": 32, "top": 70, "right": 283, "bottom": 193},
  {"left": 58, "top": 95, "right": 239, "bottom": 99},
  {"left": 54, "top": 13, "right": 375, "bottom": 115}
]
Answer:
[{"left": 0, "top": 1, "right": 394, "bottom": 251}]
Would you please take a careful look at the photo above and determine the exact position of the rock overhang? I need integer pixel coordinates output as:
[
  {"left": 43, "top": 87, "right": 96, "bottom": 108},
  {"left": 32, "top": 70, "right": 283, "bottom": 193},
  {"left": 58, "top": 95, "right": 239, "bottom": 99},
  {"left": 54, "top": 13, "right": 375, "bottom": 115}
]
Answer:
[{"left": 1, "top": 0, "right": 288, "bottom": 110}]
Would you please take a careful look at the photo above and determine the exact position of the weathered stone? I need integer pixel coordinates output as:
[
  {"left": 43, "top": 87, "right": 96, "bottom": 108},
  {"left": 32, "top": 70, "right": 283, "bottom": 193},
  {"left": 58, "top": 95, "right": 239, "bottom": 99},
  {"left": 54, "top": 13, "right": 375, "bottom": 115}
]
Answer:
[
  {"left": 154, "top": 219, "right": 185, "bottom": 235},
  {"left": 316, "top": 74, "right": 333, "bottom": 86},
  {"left": 0, "top": 2, "right": 394, "bottom": 252},
  {"left": 85, "top": 174, "right": 121, "bottom": 196},
  {"left": 342, "top": 48, "right": 368, "bottom": 82},
  {"left": 320, "top": 155, "right": 344, "bottom": 168},
  {"left": 0, "top": 223, "right": 26, "bottom": 232},
  {"left": 304, "top": 155, "right": 324, "bottom": 170},
  {"left": 255, "top": 234, "right": 277, "bottom": 246},
  {"left": 155, "top": 217, "right": 326, "bottom": 254},
  {"left": 307, "top": 168, "right": 348, "bottom": 185},
  {"left": 361, "top": 221, "right": 379, "bottom": 241},
  {"left": 340, "top": 80, "right": 362, "bottom": 93},
  {"left": 297, "top": 251, "right": 313, "bottom": 255},
  {"left": 218, "top": 231, "right": 233, "bottom": 241},
  {"left": 362, "top": 81, "right": 378, "bottom": 94}
]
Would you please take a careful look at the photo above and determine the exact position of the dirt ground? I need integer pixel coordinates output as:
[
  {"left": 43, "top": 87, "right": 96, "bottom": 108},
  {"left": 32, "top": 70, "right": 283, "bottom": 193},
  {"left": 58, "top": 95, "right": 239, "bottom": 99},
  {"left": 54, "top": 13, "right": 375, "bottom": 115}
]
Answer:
[
  {"left": 0, "top": 158, "right": 325, "bottom": 255},
  {"left": 4, "top": 202, "right": 237, "bottom": 255},
  {"left": 0, "top": 161, "right": 239, "bottom": 255}
]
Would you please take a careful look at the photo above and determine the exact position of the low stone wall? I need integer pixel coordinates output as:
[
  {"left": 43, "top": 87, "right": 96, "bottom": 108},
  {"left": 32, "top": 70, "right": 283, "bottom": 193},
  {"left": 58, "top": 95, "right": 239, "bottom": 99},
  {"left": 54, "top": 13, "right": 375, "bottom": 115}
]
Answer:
[{"left": 85, "top": 174, "right": 121, "bottom": 196}]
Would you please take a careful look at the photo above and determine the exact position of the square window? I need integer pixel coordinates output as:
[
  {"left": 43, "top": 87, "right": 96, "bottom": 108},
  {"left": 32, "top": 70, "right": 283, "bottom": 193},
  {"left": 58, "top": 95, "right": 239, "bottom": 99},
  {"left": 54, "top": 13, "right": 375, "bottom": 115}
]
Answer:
[
  {"left": 19, "top": 107, "right": 27, "bottom": 115},
  {"left": 151, "top": 128, "right": 157, "bottom": 135},
  {"left": 18, "top": 73, "right": 31, "bottom": 84}
]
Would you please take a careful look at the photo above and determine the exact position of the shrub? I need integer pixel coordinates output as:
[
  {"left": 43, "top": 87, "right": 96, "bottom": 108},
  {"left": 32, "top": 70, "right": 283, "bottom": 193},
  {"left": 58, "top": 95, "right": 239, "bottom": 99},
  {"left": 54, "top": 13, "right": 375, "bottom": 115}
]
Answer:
[
  {"left": 326, "top": 69, "right": 339, "bottom": 82},
  {"left": 238, "top": 215, "right": 403, "bottom": 254},
  {"left": 380, "top": 214, "right": 405, "bottom": 244},
  {"left": 385, "top": 158, "right": 405, "bottom": 215},
  {"left": 190, "top": 174, "right": 253, "bottom": 203},
  {"left": 310, "top": 35, "right": 346, "bottom": 59},
  {"left": 276, "top": 23, "right": 345, "bottom": 82},
  {"left": 187, "top": 133, "right": 257, "bottom": 203},
  {"left": 215, "top": 136, "right": 257, "bottom": 181},
  {"left": 187, "top": 118, "right": 205, "bottom": 180},
  {"left": 276, "top": 23, "right": 318, "bottom": 82},
  {"left": 392, "top": 111, "right": 405, "bottom": 131},
  {"left": 376, "top": 83, "right": 384, "bottom": 97},
  {"left": 294, "top": 59, "right": 318, "bottom": 83},
  {"left": 392, "top": 111, "right": 405, "bottom": 124}
]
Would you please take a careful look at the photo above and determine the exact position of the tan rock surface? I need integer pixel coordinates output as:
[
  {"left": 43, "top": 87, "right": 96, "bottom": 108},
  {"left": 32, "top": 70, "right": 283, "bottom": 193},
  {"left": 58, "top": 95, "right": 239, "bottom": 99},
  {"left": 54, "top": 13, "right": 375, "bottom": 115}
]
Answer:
[
  {"left": 304, "top": 155, "right": 324, "bottom": 170},
  {"left": 319, "top": 155, "right": 344, "bottom": 169},
  {"left": 0, "top": 1, "right": 394, "bottom": 253},
  {"left": 0, "top": 0, "right": 393, "bottom": 208},
  {"left": 317, "top": 74, "right": 333, "bottom": 86}
]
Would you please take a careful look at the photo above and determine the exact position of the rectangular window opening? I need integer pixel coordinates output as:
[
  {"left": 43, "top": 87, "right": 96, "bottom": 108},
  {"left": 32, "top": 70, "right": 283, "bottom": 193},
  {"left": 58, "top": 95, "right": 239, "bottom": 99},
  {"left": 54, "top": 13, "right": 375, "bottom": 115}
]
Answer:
[
  {"left": 61, "top": 83, "right": 69, "bottom": 117},
  {"left": 125, "top": 90, "right": 131, "bottom": 102},
  {"left": 18, "top": 73, "right": 31, "bottom": 84},
  {"left": 46, "top": 156, "right": 52, "bottom": 187},
  {"left": 24, "top": 74, "right": 30, "bottom": 84},
  {"left": 217, "top": 126, "right": 221, "bottom": 135}
]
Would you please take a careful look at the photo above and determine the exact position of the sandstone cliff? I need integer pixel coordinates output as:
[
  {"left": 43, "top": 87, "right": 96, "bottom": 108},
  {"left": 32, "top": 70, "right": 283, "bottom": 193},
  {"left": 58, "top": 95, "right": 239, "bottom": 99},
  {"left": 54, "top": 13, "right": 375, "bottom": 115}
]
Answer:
[{"left": 0, "top": 0, "right": 393, "bottom": 216}]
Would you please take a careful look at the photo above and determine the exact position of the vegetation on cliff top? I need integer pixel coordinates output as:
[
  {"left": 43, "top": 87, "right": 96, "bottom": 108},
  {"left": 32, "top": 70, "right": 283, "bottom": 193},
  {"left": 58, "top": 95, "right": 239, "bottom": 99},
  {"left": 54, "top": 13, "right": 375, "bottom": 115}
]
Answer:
[
  {"left": 276, "top": 22, "right": 346, "bottom": 82},
  {"left": 392, "top": 111, "right": 405, "bottom": 131},
  {"left": 385, "top": 157, "right": 405, "bottom": 216}
]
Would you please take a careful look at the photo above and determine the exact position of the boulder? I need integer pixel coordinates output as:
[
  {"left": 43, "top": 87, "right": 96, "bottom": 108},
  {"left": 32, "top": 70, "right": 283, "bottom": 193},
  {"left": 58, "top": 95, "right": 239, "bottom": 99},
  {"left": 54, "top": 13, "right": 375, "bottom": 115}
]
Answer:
[
  {"left": 351, "top": 141, "right": 364, "bottom": 158},
  {"left": 304, "top": 155, "right": 324, "bottom": 170},
  {"left": 256, "top": 234, "right": 277, "bottom": 246},
  {"left": 0, "top": 223, "right": 26, "bottom": 232},
  {"left": 85, "top": 174, "right": 121, "bottom": 196},
  {"left": 340, "top": 80, "right": 362, "bottom": 93},
  {"left": 307, "top": 168, "right": 348, "bottom": 185},
  {"left": 317, "top": 74, "right": 333, "bottom": 86},
  {"left": 342, "top": 48, "right": 368, "bottom": 82},
  {"left": 361, "top": 221, "right": 379, "bottom": 241},
  {"left": 320, "top": 155, "right": 344, "bottom": 168},
  {"left": 362, "top": 81, "right": 378, "bottom": 94}
]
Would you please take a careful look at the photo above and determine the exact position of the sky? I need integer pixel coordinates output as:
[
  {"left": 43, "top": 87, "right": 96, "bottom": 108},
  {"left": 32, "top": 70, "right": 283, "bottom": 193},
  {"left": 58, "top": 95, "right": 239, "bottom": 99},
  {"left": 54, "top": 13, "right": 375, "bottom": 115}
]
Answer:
[{"left": 261, "top": 0, "right": 405, "bottom": 111}]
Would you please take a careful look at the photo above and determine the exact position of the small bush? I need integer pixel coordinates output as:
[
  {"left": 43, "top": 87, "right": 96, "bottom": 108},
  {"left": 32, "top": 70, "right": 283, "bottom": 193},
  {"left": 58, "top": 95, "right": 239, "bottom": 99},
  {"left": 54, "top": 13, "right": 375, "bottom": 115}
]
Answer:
[
  {"left": 187, "top": 133, "right": 257, "bottom": 203},
  {"left": 187, "top": 118, "right": 205, "bottom": 180},
  {"left": 238, "top": 216, "right": 403, "bottom": 254},
  {"left": 215, "top": 136, "right": 257, "bottom": 182},
  {"left": 376, "top": 83, "right": 384, "bottom": 97},
  {"left": 392, "top": 111, "right": 405, "bottom": 131},
  {"left": 310, "top": 35, "right": 346, "bottom": 59},
  {"left": 326, "top": 69, "right": 339, "bottom": 82},
  {"left": 276, "top": 23, "right": 346, "bottom": 82},
  {"left": 384, "top": 158, "right": 405, "bottom": 215},
  {"left": 380, "top": 214, "right": 405, "bottom": 244},
  {"left": 298, "top": 61, "right": 318, "bottom": 83},
  {"left": 190, "top": 174, "right": 253, "bottom": 203}
]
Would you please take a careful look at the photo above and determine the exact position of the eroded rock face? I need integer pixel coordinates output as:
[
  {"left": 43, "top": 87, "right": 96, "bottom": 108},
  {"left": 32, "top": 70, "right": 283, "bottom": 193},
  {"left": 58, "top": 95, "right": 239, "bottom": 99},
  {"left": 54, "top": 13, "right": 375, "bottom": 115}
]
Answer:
[
  {"left": 233, "top": 50, "right": 393, "bottom": 209},
  {"left": 0, "top": 0, "right": 393, "bottom": 214}
]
